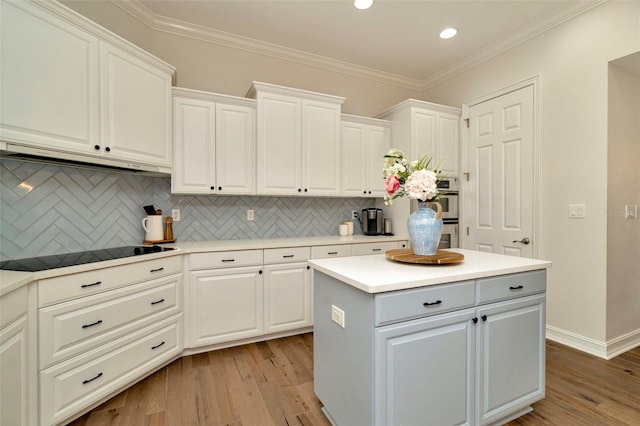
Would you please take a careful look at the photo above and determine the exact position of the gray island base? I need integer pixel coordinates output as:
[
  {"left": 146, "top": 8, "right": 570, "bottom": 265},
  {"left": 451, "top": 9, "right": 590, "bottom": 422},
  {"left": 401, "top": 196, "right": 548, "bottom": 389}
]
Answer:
[{"left": 309, "top": 249, "right": 551, "bottom": 426}]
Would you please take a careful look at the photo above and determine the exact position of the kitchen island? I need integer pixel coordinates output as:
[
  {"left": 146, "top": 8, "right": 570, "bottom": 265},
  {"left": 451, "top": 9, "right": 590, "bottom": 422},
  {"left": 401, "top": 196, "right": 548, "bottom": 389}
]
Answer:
[{"left": 309, "top": 249, "right": 551, "bottom": 426}]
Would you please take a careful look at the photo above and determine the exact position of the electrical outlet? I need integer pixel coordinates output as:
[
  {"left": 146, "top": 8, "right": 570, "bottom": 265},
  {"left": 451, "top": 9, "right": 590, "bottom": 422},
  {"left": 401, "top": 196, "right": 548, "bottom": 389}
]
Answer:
[
  {"left": 351, "top": 210, "right": 358, "bottom": 219},
  {"left": 331, "top": 305, "right": 345, "bottom": 328},
  {"left": 171, "top": 209, "right": 180, "bottom": 221},
  {"left": 247, "top": 209, "right": 254, "bottom": 221}
]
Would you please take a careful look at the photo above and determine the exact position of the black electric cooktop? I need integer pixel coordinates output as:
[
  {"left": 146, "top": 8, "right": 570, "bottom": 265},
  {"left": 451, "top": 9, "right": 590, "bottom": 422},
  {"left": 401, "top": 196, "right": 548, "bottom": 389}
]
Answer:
[{"left": 0, "top": 245, "right": 176, "bottom": 272}]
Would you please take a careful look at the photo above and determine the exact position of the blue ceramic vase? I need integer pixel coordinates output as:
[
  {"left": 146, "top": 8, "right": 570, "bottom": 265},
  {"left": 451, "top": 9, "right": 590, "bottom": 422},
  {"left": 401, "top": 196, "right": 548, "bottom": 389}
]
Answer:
[{"left": 407, "top": 202, "right": 443, "bottom": 256}]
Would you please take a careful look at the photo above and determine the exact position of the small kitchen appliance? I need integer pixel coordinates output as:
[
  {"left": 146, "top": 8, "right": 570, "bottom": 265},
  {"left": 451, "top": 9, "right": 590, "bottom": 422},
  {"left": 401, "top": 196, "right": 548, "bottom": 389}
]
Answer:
[{"left": 359, "top": 208, "right": 383, "bottom": 235}]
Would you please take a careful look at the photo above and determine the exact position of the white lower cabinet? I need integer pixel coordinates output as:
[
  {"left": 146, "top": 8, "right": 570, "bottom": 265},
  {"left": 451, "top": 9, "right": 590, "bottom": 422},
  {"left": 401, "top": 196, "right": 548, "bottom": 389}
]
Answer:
[
  {"left": 37, "top": 257, "right": 184, "bottom": 425},
  {"left": 1, "top": 284, "right": 35, "bottom": 426},
  {"left": 189, "top": 266, "right": 264, "bottom": 346},
  {"left": 264, "top": 262, "right": 311, "bottom": 332},
  {"left": 40, "top": 315, "right": 181, "bottom": 425}
]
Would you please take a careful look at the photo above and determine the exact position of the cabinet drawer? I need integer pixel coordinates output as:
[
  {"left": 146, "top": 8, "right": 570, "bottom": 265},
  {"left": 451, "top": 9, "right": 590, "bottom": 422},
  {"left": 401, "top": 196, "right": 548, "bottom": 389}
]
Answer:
[
  {"left": 374, "top": 281, "right": 475, "bottom": 326},
  {"left": 477, "top": 270, "right": 546, "bottom": 305},
  {"left": 264, "top": 246, "right": 310, "bottom": 264},
  {"left": 190, "top": 250, "right": 263, "bottom": 269},
  {"left": 352, "top": 241, "right": 399, "bottom": 256},
  {"left": 39, "top": 274, "right": 181, "bottom": 368},
  {"left": 311, "top": 244, "right": 352, "bottom": 259},
  {"left": 38, "top": 256, "right": 182, "bottom": 307},
  {"left": 40, "top": 315, "right": 181, "bottom": 425}
]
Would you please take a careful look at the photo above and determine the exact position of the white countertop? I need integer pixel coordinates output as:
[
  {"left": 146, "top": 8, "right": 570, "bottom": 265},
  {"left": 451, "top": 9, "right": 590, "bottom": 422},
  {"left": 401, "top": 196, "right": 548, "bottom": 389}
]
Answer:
[
  {"left": 0, "top": 235, "right": 407, "bottom": 296},
  {"left": 308, "top": 248, "right": 551, "bottom": 294}
]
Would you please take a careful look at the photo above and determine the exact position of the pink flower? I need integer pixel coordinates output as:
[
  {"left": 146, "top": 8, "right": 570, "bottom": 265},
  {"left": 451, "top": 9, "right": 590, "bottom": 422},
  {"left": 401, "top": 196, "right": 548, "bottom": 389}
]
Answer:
[{"left": 385, "top": 176, "right": 400, "bottom": 194}]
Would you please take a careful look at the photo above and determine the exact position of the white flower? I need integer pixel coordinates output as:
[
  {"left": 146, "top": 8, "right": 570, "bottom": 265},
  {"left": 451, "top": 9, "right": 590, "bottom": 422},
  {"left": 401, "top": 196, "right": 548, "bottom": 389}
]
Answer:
[{"left": 404, "top": 169, "right": 438, "bottom": 201}]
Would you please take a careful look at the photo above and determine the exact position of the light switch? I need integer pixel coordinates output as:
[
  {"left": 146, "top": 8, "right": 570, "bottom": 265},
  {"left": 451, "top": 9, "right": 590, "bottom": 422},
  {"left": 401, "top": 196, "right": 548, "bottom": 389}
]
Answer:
[
  {"left": 569, "top": 204, "right": 586, "bottom": 218},
  {"left": 331, "top": 305, "right": 345, "bottom": 328}
]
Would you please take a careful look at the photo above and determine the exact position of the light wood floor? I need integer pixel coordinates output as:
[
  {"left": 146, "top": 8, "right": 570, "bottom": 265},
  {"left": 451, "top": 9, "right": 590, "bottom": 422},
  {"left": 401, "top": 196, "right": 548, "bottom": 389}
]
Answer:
[{"left": 69, "top": 334, "right": 639, "bottom": 426}]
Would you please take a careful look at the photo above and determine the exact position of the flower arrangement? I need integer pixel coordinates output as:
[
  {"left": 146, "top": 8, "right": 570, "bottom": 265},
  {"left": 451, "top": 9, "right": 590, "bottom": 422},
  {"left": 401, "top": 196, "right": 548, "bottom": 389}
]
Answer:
[{"left": 383, "top": 149, "right": 445, "bottom": 206}]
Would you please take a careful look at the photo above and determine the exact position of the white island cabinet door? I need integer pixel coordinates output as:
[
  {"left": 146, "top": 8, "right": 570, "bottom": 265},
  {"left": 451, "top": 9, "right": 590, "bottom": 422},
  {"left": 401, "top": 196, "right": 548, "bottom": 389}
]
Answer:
[
  {"left": 100, "top": 42, "right": 173, "bottom": 168},
  {"left": 172, "top": 97, "right": 216, "bottom": 194},
  {"left": 256, "top": 92, "right": 302, "bottom": 195},
  {"left": 0, "top": 0, "right": 99, "bottom": 154},
  {"left": 477, "top": 293, "right": 545, "bottom": 425},
  {"left": 302, "top": 99, "right": 341, "bottom": 196},
  {"left": 375, "top": 308, "right": 475, "bottom": 426}
]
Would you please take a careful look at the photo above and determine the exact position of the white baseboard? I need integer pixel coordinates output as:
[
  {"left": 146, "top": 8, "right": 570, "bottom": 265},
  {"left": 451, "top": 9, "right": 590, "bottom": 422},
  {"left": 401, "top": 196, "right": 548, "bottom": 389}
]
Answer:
[{"left": 546, "top": 325, "right": 640, "bottom": 360}]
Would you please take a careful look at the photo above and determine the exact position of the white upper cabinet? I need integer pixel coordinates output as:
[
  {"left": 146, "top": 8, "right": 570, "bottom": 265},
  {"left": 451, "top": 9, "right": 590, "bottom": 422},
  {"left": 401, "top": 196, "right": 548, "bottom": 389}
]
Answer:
[
  {"left": 378, "top": 99, "right": 461, "bottom": 177},
  {"left": 341, "top": 115, "right": 391, "bottom": 197},
  {"left": 172, "top": 88, "right": 256, "bottom": 195},
  {"left": 0, "top": 0, "right": 100, "bottom": 154},
  {"left": 249, "top": 82, "right": 345, "bottom": 196},
  {"left": 99, "top": 43, "right": 173, "bottom": 168},
  {"left": 0, "top": 0, "right": 175, "bottom": 172}
]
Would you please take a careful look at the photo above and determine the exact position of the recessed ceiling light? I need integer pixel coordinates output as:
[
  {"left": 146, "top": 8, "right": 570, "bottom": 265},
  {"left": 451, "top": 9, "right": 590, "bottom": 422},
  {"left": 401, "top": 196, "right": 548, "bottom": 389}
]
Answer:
[
  {"left": 354, "top": 0, "right": 373, "bottom": 10},
  {"left": 440, "top": 28, "right": 457, "bottom": 39}
]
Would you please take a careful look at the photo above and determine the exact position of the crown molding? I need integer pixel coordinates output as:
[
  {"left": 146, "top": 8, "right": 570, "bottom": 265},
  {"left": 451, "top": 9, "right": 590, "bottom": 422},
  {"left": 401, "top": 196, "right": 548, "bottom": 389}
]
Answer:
[
  {"left": 110, "top": 0, "right": 423, "bottom": 91},
  {"left": 421, "top": 0, "right": 608, "bottom": 90},
  {"left": 111, "top": 0, "right": 607, "bottom": 93}
]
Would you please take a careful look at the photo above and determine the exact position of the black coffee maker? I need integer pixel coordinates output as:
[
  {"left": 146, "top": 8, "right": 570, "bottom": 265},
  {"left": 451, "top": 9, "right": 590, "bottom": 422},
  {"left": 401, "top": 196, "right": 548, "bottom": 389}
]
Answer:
[{"left": 360, "top": 208, "right": 383, "bottom": 235}]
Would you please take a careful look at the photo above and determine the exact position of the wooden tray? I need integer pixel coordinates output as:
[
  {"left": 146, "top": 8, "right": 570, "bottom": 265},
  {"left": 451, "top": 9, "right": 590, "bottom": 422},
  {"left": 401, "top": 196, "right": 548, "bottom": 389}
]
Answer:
[
  {"left": 385, "top": 249, "right": 464, "bottom": 265},
  {"left": 143, "top": 238, "right": 176, "bottom": 245}
]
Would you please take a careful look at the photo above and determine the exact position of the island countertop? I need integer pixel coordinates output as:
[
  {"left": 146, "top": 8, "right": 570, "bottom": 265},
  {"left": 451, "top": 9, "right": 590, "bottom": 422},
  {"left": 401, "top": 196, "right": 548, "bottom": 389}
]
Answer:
[{"left": 308, "top": 248, "right": 551, "bottom": 293}]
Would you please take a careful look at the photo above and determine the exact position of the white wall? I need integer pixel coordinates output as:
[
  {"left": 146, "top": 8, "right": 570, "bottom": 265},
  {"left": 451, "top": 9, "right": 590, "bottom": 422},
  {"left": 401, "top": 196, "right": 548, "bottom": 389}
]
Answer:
[
  {"left": 607, "top": 60, "right": 640, "bottom": 345},
  {"left": 421, "top": 1, "right": 640, "bottom": 354},
  {"left": 61, "top": 0, "right": 421, "bottom": 117}
]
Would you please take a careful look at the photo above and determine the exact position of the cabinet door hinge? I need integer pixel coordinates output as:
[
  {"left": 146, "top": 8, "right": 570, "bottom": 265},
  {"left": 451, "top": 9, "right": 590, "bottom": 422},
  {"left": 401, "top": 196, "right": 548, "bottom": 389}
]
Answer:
[
  {"left": 466, "top": 227, "right": 470, "bottom": 236},
  {"left": 463, "top": 172, "right": 470, "bottom": 182},
  {"left": 464, "top": 118, "right": 470, "bottom": 128}
]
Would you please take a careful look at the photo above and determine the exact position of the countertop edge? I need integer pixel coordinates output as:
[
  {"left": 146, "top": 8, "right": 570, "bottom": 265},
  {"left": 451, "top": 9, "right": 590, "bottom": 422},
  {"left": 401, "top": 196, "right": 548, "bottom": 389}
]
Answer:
[{"left": 1, "top": 235, "right": 408, "bottom": 296}]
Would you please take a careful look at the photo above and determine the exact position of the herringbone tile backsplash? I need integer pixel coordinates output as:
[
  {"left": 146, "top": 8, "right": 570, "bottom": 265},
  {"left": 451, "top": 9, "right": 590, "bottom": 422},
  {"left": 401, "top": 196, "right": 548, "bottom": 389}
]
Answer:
[{"left": 0, "top": 160, "right": 375, "bottom": 260}]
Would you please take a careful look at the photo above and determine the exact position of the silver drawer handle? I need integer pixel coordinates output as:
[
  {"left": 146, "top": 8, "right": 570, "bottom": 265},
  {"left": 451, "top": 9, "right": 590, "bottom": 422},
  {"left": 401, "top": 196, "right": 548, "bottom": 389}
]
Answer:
[
  {"left": 151, "top": 341, "right": 165, "bottom": 350},
  {"left": 82, "top": 320, "right": 103, "bottom": 329},
  {"left": 82, "top": 372, "right": 103, "bottom": 385},
  {"left": 81, "top": 281, "right": 102, "bottom": 288},
  {"left": 423, "top": 300, "right": 442, "bottom": 307},
  {"left": 509, "top": 285, "right": 524, "bottom": 290}
]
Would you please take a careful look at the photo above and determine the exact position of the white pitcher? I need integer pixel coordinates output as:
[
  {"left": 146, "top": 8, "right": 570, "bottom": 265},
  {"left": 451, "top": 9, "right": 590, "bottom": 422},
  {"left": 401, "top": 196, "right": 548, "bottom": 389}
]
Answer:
[{"left": 142, "top": 215, "right": 164, "bottom": 241}]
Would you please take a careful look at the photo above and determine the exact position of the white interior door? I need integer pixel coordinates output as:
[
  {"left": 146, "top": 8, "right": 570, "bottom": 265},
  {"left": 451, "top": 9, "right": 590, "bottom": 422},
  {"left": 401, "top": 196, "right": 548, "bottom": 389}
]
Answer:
[{"left": 465, "top": 84, "right": 536, "bottom": 257}]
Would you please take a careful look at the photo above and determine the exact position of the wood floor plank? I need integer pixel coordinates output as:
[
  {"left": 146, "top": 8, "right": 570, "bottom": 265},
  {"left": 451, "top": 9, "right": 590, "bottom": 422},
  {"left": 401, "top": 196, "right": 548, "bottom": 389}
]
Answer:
[{"left": 69, "top": 335, "right": 640, "bottom": 426}]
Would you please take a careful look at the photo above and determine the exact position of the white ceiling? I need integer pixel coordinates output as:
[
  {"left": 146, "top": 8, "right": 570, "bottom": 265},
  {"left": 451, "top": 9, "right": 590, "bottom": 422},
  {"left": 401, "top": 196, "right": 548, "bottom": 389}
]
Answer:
[{"left": 125, "top": 0, "right": 602, "bottom": 87}]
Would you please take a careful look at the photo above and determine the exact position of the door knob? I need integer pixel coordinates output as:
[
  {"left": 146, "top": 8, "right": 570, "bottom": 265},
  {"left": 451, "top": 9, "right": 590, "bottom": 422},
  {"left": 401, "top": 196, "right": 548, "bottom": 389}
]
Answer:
[{"left": 512, "top": 237, "right": 531, "bottom": 245}]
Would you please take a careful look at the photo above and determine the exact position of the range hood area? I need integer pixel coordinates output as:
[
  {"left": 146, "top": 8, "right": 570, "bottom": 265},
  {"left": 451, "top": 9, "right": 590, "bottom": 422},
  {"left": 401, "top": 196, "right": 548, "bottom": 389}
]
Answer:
[{"left": 0, "top": 142, "right": 170, "bottom": 176}]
